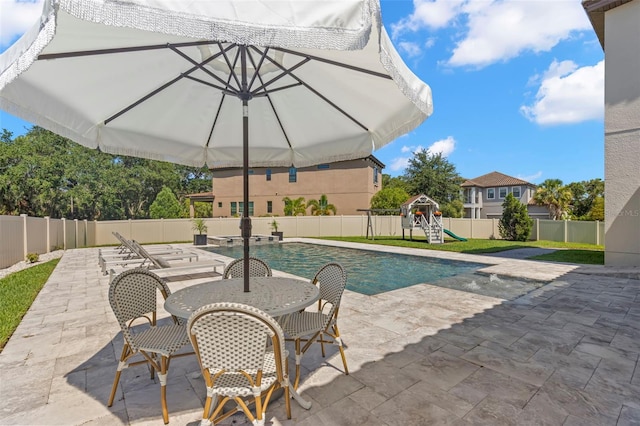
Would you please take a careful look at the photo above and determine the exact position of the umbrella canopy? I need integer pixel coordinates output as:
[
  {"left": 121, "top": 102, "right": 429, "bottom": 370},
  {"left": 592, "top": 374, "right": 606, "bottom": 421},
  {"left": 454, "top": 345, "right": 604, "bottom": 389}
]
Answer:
[{"left": 0, "top": 0, "right": 433, "bottom": 291}]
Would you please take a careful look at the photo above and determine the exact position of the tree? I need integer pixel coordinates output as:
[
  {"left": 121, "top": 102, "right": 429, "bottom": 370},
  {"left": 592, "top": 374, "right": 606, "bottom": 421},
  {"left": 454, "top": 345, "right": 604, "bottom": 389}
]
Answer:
[
  {"left": 587, "top": 196, "right": 604, "bottom": 221},
  {"left": 307, "top": 194, "right": 337, "bottom": 215},
  {"left": 499, "top": 193, "right": 533, "bottom": 241},
  {"left": 402, "top": 150, "right": 463, "bottom": 214},
  {"left": 0, "top": 127, "right": 214, "bottom": 220},
  {"left": 149, "top": 186, "right": 186, "bottom": 218},
  {"left": 282, "top": 196, "right": 307, "bottom": 216},
  {"left": 439, "top": 199, "right": 463, "bottom": 218},
  {"left": 370, "top": 187, "right": 409, "bottom": 213},
  {"left": 382, "top": 174, "right": 410, "bottom": 192},
  {"left": 534, "top": 178, "right": 572, "bottom": 220},
  {"left": 566, "top": 178, "right": 604, "bottom": 219}
]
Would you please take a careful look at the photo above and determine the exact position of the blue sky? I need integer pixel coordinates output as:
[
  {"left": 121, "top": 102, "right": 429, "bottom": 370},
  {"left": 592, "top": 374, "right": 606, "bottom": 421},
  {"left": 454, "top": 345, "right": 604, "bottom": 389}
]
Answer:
[{"left": 0, "top": 0, "right": 604, "bottom": 185}]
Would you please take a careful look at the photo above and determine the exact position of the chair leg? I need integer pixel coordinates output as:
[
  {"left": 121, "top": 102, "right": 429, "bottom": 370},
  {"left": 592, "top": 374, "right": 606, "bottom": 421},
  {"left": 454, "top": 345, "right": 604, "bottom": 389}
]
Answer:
[
  {"left": 293, "top": 339, "right": 302, "bottom": 390},
  {"left": 108, "top": 344, "right": 131, "bottom": 407},
  {"left": 333, "top": 324, "right": 349, "bottom": 375},
  {"left": 159, "top": 356, "right": 169, "bottom": 424}
]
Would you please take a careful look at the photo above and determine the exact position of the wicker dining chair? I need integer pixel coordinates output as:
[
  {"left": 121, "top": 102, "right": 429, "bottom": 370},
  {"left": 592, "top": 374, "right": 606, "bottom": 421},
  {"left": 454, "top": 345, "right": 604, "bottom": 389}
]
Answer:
[
  {"left": 222, "top": 257, "right": 272, "bottom": 279},
  {"left": 187, "top": 302, "right": 291, "bottom": 426},
  {"left": 107, "top": 268, "right": 192, "bottom": 424},
  {"left": 280, "top": 262, "right": 349, "bottom": 389}
]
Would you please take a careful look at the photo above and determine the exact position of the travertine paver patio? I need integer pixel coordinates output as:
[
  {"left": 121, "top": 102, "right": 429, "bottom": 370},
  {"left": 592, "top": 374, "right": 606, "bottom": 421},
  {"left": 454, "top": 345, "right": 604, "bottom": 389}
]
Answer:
[{"left": 1, "top": 239, "right": 640, "bottom": 425}]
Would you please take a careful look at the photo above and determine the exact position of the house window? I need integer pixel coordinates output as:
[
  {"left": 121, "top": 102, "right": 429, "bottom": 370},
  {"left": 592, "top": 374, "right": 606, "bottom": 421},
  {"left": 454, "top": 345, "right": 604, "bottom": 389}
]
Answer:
[
  {"left": 512, "top": 186, "right": 521, "bottom": 198},
  {"left": 266, "top": 169, "right": 271, "bottom": 181},
  {"left": 218, "top": 202, "right": 222, "bottom": 208},
  {"left": 373, "top": 166, "right": 379, "bottom": 185},
  {"left": 238, "top": 202, "right": 255, "bottom": 216},
  {"left": 317, "top": 164, "right": 330, "bottom": 169},
  {"left": 230, "top": 202, "right": 237, "bottom": 216},
  {"left": 289, "top": 167, "right": 297, "bottom": 183},
  {"left": 487, "top": 188, "right": 495, "bottom": 199},
  {"left": 499, "top": 187, "right": 507, "bottom": 198},
  {"left": 267, "top": 201, "right": 272, "bottom": 213}
]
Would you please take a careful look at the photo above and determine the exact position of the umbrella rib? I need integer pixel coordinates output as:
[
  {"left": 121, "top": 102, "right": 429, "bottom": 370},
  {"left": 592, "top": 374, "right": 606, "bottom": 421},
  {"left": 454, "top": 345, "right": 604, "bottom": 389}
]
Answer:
[
  {"left": 37, "top": 40, "right": 219, "bottom": 60},
  {"left": 248, "top": 54, "right": 310, "bottom": 96},
  {"left": 273, "top": 47, "right": 393, "bottom": 80},
  {"left": 256, "top": 50, "right": 369, "bottom": 132},
  {"left": 206, "top": 68, "right": 237, "bottom": 148},
  {"left": 104, "top": 44, "right": 239, "bottom": 125},
  {"left": 168, "top": 45, "right": 239, "bottom": 94},
  {"left": 248, "top": 53, "right": 294, "bottom": 150}
]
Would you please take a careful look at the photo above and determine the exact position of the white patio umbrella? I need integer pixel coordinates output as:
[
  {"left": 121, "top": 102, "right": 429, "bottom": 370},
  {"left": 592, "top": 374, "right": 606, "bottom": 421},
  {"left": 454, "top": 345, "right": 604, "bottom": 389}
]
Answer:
[{"left": 0, "top": 0, "right": 433, "bottom": 291}]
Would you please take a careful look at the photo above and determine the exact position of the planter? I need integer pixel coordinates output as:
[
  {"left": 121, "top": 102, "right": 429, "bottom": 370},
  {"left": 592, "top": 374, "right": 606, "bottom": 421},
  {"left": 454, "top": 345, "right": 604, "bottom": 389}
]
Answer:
[
  {"left": 193, "top": 234, "right": 208, "bottom": 245},
  {"left": 271, "top": 231, "right": 283, "bottom": 241}
]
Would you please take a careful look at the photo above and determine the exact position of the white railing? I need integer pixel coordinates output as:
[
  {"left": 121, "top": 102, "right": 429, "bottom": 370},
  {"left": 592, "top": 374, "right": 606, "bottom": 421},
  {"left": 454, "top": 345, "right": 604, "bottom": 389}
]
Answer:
[{"left": 0, "top": 214, "right": 605, "bottom": 269}]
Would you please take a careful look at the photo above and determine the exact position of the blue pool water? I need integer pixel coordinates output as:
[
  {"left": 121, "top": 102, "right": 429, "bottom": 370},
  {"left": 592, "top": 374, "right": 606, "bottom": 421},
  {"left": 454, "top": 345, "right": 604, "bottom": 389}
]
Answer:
[{"left": 202, "top": 243, "right": 546, "bottom": 298}]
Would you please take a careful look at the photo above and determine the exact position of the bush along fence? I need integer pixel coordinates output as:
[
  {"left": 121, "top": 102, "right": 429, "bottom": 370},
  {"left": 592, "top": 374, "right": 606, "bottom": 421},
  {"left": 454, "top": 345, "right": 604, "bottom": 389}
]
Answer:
[{"left": 0, "top": 214, "right": 604, "bottom": 269}]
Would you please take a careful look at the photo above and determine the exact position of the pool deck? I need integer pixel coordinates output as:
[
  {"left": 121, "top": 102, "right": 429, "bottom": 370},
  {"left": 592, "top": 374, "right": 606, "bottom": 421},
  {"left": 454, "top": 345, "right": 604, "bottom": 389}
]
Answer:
[{"left": 2, "top": 238, "right": 640, "bottom": 425}]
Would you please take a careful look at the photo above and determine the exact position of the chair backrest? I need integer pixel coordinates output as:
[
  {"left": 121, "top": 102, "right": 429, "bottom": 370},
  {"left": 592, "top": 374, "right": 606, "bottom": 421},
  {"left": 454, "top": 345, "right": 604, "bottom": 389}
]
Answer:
[
  {"left": 187, "top": 302, "right": 287, "bottom": 379},
  {"left": 312, "top": 262, "right": 347, "bottom": 323},
  {"left": 222, "top": 257, "right": 272, "bottom": 279},
  {"left": 130, "top": 241, "right": 168, "bottom": 268},
  {"left": 108, "top": 268, "right": 174, "bottom": 349}
]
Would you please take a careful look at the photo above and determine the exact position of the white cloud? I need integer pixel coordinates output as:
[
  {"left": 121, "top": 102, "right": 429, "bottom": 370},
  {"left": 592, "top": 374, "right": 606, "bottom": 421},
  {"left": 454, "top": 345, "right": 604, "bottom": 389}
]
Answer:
[
  {"left": 449, "top": 1, "right": 591, "bottom": 68},
  {"left": 389, "top": 137, "right": 455, "bottom": 173},
  {"left": 520, "top": 60, "right": 604, "bottom": 125},
  {"left": 391, "top": 0, "right": 592, "bottom": 68},
  {"left": 517, "top": 171, "right": 543, "bottom": 183},
  {"left": 398, "top": 41, "right": 423, "bottom": 58},
  {"left": 427, "top": 136, "right": 455, "bottom": 157},
  {"left": 0, "top": 0, "right": 43, "bottom": 48},
  {"left": 391, "top": 0, "right": 465, "bottom": 38}
]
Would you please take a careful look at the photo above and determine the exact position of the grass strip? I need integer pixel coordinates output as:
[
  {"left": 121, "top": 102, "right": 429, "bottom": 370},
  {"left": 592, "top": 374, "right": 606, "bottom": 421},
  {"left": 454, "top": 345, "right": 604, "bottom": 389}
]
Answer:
[
  {"left": 529, "top": 250, "right": 604, "bottom": 265},
  {"left": 0, "top": 259, "right": 59, "bottom": 351},
  {"left": 318, "top": 236, "right": 603, "bottom": 264}
]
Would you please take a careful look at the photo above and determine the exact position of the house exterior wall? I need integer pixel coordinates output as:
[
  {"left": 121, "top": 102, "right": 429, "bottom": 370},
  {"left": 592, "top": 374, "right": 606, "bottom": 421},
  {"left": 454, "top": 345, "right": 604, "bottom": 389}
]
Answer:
[
  {"left": 464, "top": 184, "right": 545, "bottom": 219},
  {"left": 603, "top": 1, "right": 640, "bottom": 266},
  {"left": 211, "top": 158, "right": 382, "bottom": 217}
]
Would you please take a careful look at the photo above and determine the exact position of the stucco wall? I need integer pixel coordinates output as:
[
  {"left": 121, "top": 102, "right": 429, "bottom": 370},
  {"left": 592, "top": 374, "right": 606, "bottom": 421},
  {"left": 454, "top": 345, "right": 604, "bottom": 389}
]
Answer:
[{"left": 604, "top": 1, "right": 640, "bottom": 266}]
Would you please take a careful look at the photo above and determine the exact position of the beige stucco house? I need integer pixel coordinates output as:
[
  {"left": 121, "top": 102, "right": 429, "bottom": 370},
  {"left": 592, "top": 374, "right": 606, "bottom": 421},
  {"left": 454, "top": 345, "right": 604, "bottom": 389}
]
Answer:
[
  {"left": 583, "top": 0, "right": 640, "bottom": 266},
  {"left": 461, "top": 171, "right": 550, "bottom": 219},
  {"left": 208, "top": 156, "right": 384, "bottom": 217}
]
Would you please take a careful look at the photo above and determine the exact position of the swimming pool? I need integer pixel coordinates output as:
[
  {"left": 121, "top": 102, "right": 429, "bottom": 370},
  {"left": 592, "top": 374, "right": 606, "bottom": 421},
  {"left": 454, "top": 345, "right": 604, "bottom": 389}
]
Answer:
[{"left": 203, "top": 243, "right": 547, "bottom": 299}]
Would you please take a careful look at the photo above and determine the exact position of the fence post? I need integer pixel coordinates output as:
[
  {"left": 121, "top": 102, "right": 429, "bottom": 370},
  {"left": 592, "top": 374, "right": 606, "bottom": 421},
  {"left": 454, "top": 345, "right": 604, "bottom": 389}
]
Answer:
[
  {"left": 62, "top": 218, "right": 67, "bottom": 250},
  {"left": 74, "top": 219, "right": 79, "bottom": 249},
  {"left": 83, "top": 219, "right": 88, "bottom": 247},
  {"left": 536, "top": 219, "right": 540, "bottom": 241},
  {"left": 596, "top": 220, "right": 600, "bottom": 245},
  {"left": 21, "top": 214, "right": 28, "bottom": 260},
  {"left": 564, "top": 220, "right": 568, "bottom": 243},
  {"left": 45, "top": 216, "right": 51, "bottom": 253}
]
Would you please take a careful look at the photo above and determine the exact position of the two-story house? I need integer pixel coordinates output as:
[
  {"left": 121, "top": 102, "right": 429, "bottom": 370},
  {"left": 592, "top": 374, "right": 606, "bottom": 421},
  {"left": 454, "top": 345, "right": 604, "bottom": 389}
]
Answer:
[
  {"left": 461, "top": 171, "right": 550, "bottom": 219},
  {"left": 208, "top": 155, "right": 384, "bottom": 217}
]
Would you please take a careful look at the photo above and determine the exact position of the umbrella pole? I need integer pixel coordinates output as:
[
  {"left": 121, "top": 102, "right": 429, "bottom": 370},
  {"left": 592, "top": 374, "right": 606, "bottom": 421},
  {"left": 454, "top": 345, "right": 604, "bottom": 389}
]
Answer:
[
  {"left": 241, "top": 46, "right": 251, "bottom": 293},
  {"left": 242, "top": 99, "right": 251, "bottom": 292}
]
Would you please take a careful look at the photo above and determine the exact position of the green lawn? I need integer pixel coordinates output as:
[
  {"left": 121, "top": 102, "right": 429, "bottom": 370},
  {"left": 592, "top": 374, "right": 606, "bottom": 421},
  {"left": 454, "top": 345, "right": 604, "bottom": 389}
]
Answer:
[
  {"left": 0, "top": 259, "right": 59, "bottom": 351},
  {"left": 318, "top": 236, "right": 604, "bottom": 264}
]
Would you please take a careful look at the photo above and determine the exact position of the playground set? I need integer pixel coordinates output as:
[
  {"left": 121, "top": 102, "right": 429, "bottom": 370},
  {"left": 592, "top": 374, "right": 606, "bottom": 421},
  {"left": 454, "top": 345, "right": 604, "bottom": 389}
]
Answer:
[{"left": 361, "top": 194, "right": 467, "bottom": 243}]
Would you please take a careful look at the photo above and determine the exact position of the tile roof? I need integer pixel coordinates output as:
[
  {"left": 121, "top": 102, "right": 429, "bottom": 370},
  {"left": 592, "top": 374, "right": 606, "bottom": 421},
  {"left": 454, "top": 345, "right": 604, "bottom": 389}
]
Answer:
[{"left": 461, "top": 171, "right": 534, "bottom": 188}]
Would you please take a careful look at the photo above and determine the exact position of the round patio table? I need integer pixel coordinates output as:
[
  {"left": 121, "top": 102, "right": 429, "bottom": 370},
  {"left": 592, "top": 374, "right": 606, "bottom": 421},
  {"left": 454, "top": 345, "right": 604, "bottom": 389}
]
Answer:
[
  {"left": 164, "top": 276, "right": 319, "bottom": 319},
  {"left": 164, "top": 276, "right": 319, "bottom": 409}
]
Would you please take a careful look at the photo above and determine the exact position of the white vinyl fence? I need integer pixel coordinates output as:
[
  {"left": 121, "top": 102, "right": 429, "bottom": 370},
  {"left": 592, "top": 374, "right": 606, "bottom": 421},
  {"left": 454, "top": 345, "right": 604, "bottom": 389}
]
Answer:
[{"left": 0, "top": 214, "right": 604, "bottom": 269}]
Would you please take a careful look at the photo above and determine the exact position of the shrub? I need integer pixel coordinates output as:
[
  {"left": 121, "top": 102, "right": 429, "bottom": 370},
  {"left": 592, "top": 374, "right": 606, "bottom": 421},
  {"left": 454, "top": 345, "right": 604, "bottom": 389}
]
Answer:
[
  {"left": 499, "top": 193, "right": 533, "bottom": 241},
  {"left": 25, "top": 253, "right": 39, "bottom": 263}
]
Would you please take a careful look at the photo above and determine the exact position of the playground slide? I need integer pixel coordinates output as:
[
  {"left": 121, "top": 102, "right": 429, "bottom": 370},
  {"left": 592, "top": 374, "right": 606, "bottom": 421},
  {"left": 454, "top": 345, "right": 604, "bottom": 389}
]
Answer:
[{"left": 443, "top": 229, "right": 467, "bottom": 242}]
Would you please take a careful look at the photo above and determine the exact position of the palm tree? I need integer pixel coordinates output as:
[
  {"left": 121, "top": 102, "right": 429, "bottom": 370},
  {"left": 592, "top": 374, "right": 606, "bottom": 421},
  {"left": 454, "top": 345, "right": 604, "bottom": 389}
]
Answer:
[
  {"left": 534, "top": 178, "right": 572, "bottom": 220},
  {"left": 282, "top": 196, "right": 307, "bottom": 216},
  {"left": 307, "top": 194, "right": 337, "bottom": 216}
]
